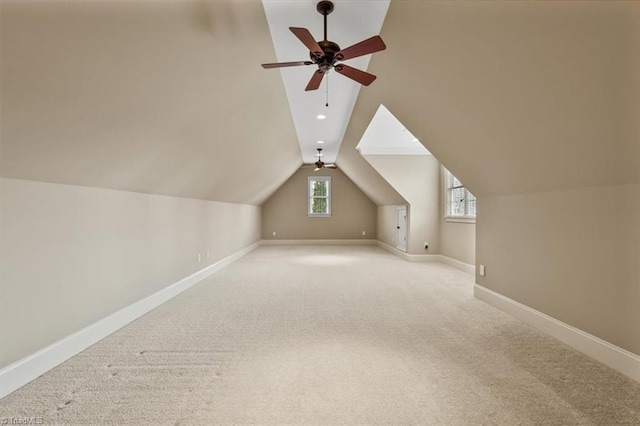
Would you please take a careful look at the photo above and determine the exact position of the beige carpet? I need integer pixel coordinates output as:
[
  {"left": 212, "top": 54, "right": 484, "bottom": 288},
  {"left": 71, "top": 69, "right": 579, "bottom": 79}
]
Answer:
[{"left": 1, "top": 245, "right": 639, "bottom": 425}]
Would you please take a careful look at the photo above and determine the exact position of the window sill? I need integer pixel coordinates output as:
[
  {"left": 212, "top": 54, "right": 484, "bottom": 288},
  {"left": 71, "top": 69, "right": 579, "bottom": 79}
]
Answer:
[
  {"left": 308, "top": 213, "right": 331, "bottom": 218},
  {"left": 444, "top": 216, "right": 476, "bottom": 224}
]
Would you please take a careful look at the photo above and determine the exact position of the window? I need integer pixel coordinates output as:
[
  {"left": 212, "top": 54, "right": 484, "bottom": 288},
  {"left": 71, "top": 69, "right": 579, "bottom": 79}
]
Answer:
[
  {"left": 445, "top": 169, "right": 476, "bottom": 220},
  {"left": 308, "top": 176, "right": 331, "bottom": 217}
]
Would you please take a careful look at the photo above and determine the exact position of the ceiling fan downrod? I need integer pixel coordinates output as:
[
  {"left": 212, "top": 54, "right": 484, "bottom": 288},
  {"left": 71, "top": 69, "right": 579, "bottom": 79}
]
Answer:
[
  {"left": 317, "top": 0, "right": 334, "bottom": 41},
  {"left": 317, "top": 1, "right": 334, "bottom": 107}
]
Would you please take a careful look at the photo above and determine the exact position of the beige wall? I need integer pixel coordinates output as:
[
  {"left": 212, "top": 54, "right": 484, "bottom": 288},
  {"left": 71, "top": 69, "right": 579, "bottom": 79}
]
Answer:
[
  {"left": 262, "top": 167, "right": 376, "bottom": 240},
  {"left": 1, "top": 178, "right": 261, "bottom": 368},
  {"left": 477, "top": 183, "right": 640, "bottom": 355},
  {"left": 441, "top": 221, "right": 476, "bottom": 266},
  {"left": 365, "top": 155, "right": 440, "bottom": 254},
  {"left": 440, "top": 167, "right": 476, "bottom": 266}
]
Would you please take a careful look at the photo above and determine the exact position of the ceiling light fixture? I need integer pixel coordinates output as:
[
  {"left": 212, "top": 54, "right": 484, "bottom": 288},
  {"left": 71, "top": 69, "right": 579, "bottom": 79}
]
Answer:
[
  {"left": 317, "top": 114, "right": 326, "bottom": 120},
  {"left": 317, "top": 140, "right": 325, "bottom": 144}
]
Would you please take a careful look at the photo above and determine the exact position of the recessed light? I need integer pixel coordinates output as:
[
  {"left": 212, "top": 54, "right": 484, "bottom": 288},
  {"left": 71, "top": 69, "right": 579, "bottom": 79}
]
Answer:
[
  {"left": 317, "top": 114, "right": 326, "bottom": 120},
  {"left": 412, "top": 138, "right": 419, "bottom": 142},
  {"left": 317, "top": 140, "right": 324, "bottom": 144}
]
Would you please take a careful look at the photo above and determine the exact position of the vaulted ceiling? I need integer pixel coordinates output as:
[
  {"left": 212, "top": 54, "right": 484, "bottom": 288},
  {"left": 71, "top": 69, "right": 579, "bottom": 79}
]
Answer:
[{"left": 2, "top": 1, "right": 638, "bottom": 207}]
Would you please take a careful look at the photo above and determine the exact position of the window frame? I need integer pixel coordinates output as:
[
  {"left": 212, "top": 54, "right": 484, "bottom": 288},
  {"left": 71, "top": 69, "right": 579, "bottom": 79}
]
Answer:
[
  {"left": 307, "top": 176, "right": 331, "bottom": 217},
  {"left": 444, "top": 169, "right": 476, "bottom": 223}
]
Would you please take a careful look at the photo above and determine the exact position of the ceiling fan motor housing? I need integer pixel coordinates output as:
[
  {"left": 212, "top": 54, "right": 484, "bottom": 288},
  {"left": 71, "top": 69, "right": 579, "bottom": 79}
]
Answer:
[{"left": 311, "top": 40, "right": 341, "bottom": 71}]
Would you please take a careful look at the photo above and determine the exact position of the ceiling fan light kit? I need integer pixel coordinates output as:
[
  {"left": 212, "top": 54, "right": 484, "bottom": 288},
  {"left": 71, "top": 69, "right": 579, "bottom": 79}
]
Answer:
[{"left": 261, "top": 0, "right": 386, "bottom": 92}]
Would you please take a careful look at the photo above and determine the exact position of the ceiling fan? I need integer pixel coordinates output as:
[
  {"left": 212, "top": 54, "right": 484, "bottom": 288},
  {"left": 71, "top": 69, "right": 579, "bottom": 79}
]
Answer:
[
  {"left": 303, "top": 148, "right": 337, "bottom": 171},
  {"left": 261, "top": 0, "right": 386, "bottom": 91}
]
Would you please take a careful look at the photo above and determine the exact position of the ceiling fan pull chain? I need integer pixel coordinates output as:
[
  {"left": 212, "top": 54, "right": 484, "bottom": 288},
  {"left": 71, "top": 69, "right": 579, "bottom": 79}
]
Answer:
[{"left": 326, "top": 74, "right": 329, "bottom": 107}]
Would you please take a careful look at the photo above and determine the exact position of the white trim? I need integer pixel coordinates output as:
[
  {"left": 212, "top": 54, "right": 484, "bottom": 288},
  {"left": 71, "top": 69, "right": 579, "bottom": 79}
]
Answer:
[
  {"left": 444, "top": 217, "right": 476, "bottom": 224},
  {"left": 0, "top": 242, "right": 261, "bottom": 399},
  {"left": 440, "top": 256, "right": 476, "bottom": 274},
  {"left": 262, "top": 239, "right": 376, "bottom": 246},
  {"left": 377, "top": 241, "right": 476, "bottom": 274},
  {"left": 376, "top": 240, "right": 440, "bottom": 263},
  {"left": 474, "top": 284, "right": 640, "bottom": 383}
]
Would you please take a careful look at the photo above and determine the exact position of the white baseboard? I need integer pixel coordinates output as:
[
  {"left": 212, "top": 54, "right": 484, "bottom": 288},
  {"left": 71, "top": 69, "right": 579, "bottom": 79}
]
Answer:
[
  {"left": 261, "top": 239, "right": 376, "bottom": 245},
  {"left": 376, "top": 241, "right": 444, "bottom": 264},
  {"left": 474, "top": 285, "right": 640, "bottom": 383},
  {"left": 0, "top": 242, "right": 260, "bottom": 399},
  {"left": 440, "top": 256, "right": 475, "bottom": 274},
  {"left": 377, "top": 240, "right": 409, "bottom": 260}
]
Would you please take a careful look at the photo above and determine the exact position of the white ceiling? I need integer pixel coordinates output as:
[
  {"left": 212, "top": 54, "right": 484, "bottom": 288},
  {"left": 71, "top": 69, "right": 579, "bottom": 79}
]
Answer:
[
  {"left": 356, "top": 104, "right": 430, "bottom": 156},
  {"left": 262, "top": 0, "right": 390, "bottom": 164}
]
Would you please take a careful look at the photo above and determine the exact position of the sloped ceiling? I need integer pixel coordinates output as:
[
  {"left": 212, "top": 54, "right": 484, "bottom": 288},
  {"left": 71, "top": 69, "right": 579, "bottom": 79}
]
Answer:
[
  {"left": 341, "top": 0, "right": 639, "bottom": 198},
  {"left": 4, "top": 1, "right": 637, "bottom": 207},
  {"left": 1, "top": 1, "right": 301, "bottom": 205}
]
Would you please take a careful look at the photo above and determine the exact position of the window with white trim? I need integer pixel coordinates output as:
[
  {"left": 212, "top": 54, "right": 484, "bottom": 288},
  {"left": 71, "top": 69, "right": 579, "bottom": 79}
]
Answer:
[
  {"left": 308, "top": 176, "right": 331, "bottom": 217},
  {"left": 445, "top": 169, "right": 476, "bottom": 219}
]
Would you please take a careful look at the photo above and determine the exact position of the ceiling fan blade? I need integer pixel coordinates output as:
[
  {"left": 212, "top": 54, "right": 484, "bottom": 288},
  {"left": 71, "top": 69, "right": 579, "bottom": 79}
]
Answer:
[
  {"left": 305, "top": 70, "right": 325, "bottom": 91},
  {"left": 335, "top": 35, "right": 386, "bottom": 61},
  {"left": 290, "top": 27, "right": 324, "bottom": 57},
  {"left": 325, "top": 164, "right": 337, "bottom": 169},
  {"left": 262, "top": 61, "right": 313, "bottom": 69},
  {"left": 314, "top": 167, "right": 321, "bottom": 172},
  {"left": 334, "top": 64, "right": 376, "bottom": 86}
]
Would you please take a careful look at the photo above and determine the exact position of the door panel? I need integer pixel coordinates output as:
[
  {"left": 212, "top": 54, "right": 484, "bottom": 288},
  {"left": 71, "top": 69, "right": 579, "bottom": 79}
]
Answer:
[{"left": 397, "top": 206, "right": 407, "bottom": 252}]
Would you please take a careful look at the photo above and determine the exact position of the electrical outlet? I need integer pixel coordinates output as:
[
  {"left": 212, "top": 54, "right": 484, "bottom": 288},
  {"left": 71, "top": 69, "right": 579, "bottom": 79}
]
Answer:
[
  {"left": 272, "top": 231, "right": 276, "bottom": 236},
  {"left": 424, "top": 241, "right": 429, "bottom": 249},
  {"left": 480, "top": 264, "right": 486, "bottom": 277},
  {"left": 197, "top": 253, "right": 201, "bottom": 263},
  {"left": 362, "top": 231, "right": 366, "bottom": 236},
  {"left": 206, "top": 250, "right": 210, "bottom": 259}
]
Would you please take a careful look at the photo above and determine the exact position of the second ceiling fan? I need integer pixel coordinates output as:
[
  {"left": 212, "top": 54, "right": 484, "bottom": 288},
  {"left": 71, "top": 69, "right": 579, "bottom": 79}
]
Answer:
[
  {"left": 261, "top": 0, "right": 386, "bottom": 91},
  {"left": 302, "top": 148, "right": 337, "bottom": 171}
]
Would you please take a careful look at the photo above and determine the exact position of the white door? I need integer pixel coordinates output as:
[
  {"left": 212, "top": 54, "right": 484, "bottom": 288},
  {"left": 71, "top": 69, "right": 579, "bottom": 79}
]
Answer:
[{"left": 396, "top": 206, "right": 407, "bottom": 252}]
